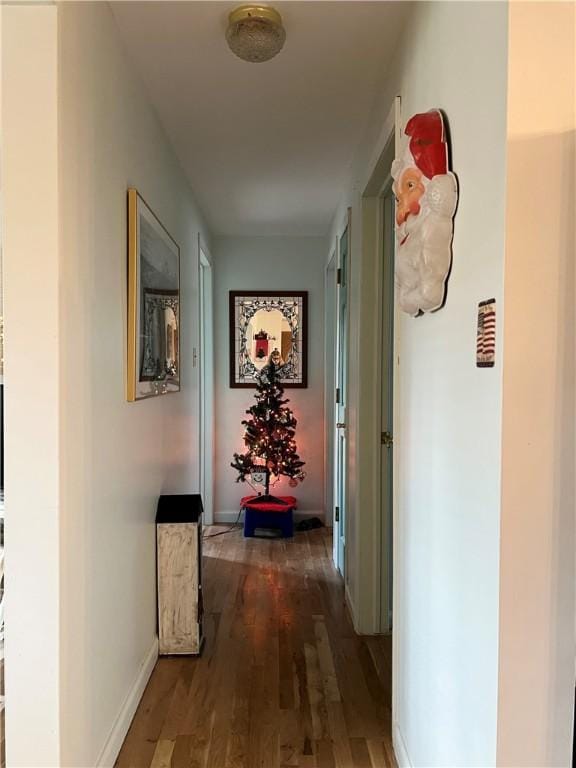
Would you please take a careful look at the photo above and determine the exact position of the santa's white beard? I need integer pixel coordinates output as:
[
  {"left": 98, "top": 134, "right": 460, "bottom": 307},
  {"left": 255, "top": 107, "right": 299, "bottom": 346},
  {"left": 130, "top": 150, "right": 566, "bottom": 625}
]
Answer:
[
  {"left": 396, "top": 213, "right": 420, "bottom": 248},
  {"left": 395, "top": 174, "right": 457, "bottom": 316}
]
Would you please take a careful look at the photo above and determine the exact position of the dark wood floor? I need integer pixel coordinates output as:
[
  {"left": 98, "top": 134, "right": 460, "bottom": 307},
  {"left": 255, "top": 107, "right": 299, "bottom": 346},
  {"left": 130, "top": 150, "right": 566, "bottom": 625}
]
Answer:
[{"left": 116, "top": 527, "right": 395, "bottom": 768}]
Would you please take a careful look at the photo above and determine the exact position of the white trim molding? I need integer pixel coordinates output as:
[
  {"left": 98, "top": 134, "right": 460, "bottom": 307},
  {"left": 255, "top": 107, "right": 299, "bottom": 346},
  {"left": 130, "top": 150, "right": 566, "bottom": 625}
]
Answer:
[
  {"left": 96, "top": 637, "right": 159, "bottom": 767},
  {"left": 198, "top": 232, "right": 213, "bottom": 267},
  {"left": 344, "top": 582, "right": 360, "bottom": 634},
  {"left": 393, "top": 721, "right": 412, "bottom": 768}
]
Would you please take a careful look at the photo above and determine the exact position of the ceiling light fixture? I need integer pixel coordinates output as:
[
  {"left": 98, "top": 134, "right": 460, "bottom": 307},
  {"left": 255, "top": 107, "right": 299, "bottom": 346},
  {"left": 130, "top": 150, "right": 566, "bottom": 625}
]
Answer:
[{"left": 226, "top": 5, "right": 286, "bottom": 63}]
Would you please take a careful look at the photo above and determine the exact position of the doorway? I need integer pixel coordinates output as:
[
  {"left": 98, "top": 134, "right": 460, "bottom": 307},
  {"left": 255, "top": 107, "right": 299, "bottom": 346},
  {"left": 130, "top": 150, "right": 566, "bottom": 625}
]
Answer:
[
  {"left": 198, "top": 239, "right": 214, "bottom": 525},
  {"left": 333, "top": 211, "right": 350, "bottom": 578},
  {"left": 357, "top": 96, "right": 399, "bottom": 640},
  {"left": 324, "top": 248, "right": 337, "bottom": 550},
  {"left": 378, "top": 182, "right": 395, "bottom": 633}
]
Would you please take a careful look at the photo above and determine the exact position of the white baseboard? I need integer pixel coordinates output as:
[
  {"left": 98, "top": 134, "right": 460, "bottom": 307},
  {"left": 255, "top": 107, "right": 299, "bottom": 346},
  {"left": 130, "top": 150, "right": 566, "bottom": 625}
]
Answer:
[
  {"left": 96, "top": 637, "right": 158, "bottom": 767},
  {"left": 393, "top": 721, "right": 412, "bottom": 768},
  {"left": 214, "top": 509, "right": 326, "bottom": 525},
  {"left": 344, "top": 582, "right": 360, "bottom": 633}
]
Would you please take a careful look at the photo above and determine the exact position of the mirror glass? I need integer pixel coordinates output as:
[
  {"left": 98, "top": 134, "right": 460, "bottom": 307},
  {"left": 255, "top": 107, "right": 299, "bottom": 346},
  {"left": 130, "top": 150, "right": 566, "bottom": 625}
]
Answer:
[{"left": 246, "top": 308, "right": 292, "bottom": 371}]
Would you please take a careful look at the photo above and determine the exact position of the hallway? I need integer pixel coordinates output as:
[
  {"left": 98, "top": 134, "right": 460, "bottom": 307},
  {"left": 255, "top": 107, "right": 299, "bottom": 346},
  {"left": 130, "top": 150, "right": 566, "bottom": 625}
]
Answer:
[
  {"left": 2, "top": 2, "right": 574, "bottom": 765},
  {"left": 116, "top": 529, "right": 394, "bottom": 768}
]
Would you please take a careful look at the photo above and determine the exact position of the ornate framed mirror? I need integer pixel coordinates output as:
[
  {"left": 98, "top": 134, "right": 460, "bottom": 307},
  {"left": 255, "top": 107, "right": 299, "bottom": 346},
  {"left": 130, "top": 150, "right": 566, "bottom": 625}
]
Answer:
[{"left": 229, "top": 291, "right": 308, "bottom": 388}]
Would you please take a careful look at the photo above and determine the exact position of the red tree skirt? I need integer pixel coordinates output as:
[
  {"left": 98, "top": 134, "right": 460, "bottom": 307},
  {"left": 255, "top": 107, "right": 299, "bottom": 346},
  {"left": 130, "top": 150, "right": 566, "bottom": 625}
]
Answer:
[{"left": 241, "top": 495, "right": 297, "bottom": 513}]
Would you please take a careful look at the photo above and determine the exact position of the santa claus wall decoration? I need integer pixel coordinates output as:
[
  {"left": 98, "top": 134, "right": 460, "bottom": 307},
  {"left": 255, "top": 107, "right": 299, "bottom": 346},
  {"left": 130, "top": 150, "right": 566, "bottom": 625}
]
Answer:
[{"left": 391, "top": 109, "right": 458, "bottom": 316}]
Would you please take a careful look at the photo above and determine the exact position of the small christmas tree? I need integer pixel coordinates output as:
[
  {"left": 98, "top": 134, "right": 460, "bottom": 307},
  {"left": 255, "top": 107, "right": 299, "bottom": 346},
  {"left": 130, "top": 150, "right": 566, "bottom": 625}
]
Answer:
[{"left": 231, "top": 362, "right": 306, "bottom": 500}]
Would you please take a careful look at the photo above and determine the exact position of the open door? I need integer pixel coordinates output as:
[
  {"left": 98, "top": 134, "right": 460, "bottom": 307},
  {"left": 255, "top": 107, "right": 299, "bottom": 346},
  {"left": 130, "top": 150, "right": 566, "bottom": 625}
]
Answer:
[
  {"left": 379, "top": 183, "right": 395, "bottom": 632},
  {"left": 333, "top": 210, "right": 350, "bottom": 578}
]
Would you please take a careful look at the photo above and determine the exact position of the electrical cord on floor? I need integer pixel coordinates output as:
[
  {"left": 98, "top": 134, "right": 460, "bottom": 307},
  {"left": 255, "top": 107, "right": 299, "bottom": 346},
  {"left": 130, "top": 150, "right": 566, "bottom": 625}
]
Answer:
[{"left": 202, "top": 506, "right": 243, "bottom": 539}]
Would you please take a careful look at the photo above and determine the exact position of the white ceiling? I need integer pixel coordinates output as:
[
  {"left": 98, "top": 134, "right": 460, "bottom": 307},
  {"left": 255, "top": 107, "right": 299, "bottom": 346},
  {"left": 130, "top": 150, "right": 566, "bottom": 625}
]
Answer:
[{"left": 111, "top": 1, "right": 409, "bottom": 236}]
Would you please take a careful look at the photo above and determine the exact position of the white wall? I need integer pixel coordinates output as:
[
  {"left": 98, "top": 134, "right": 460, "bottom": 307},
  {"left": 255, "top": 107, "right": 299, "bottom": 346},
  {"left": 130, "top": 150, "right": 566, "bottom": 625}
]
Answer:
[
  {"left": 497, "top": 3, "right": 575, "bottom": 765},
  {"left": 58, "top": 4, "right": 212, "bottom": 763},
  {"left": 1, "top": 6, "right": 61, "bottom": 765},
  {"left": 213, "top": 237, "right": 326, "bottom": 521},
  {"left": 329, "top": 3, "right": 509, "bottom": 765},
  {"left": 3, "top": 3, "right": 211, "bottom": 765}
]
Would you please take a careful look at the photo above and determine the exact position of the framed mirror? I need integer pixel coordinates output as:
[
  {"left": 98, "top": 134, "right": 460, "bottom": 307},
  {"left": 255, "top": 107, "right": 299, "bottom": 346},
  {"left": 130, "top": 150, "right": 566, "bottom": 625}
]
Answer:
[
  {"left": 229, "top": 291, "right": 308, "bottom": 388},
  {"left": 127, "top": 189, "right": 181, "bottom": 401}
]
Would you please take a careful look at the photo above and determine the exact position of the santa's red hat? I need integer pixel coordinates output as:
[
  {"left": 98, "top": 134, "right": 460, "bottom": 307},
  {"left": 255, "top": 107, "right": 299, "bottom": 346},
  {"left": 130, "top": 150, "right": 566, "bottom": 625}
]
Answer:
[{"left": 404, "top": 109, "right": 448, "bottom": 179}]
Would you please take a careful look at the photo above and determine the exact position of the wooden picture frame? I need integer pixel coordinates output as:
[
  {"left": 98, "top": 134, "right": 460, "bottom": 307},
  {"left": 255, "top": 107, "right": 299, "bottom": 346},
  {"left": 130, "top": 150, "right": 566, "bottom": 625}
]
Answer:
[
  {"left": 127, "top": 188, "right": 181, "bottom": 401},
  {"left": 229, "top": 291, "right": 308, "bottom": 388}
]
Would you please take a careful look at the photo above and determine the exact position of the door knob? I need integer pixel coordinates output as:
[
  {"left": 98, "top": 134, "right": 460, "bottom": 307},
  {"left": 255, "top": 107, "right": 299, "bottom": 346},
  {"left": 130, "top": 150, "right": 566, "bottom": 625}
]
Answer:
[
  {"left": 336, "top": 422, "right": 346, "bottom": 429},
  {"left": 381, "top": 431, "right": 393, "bottom": 447}
]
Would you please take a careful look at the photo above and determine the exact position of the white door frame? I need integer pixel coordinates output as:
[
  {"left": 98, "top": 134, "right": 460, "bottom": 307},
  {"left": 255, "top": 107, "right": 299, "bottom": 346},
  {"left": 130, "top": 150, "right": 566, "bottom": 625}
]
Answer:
[
  {"left": 377, "top": 177, "right": 396, "bottom": 634},
  {"left": 360, "top": 96, "right": 403, "bottom": 754},
  {"left": 324, "top": 247, "right": 337, "bottom": 540},
  {"left": 358, "top": 98, "right": 400, "bottom": 634},
  {"left": 333, "top": 209, "right": 351, "bottom": 578},
  {"left": 198, "top": 236, "right": 214, "bottom": 525}
]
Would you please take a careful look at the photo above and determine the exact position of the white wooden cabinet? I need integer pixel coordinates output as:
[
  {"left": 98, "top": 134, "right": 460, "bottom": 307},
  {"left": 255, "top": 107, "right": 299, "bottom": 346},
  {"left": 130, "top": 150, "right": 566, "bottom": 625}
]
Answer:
[{"left": 156, "top": 495, "right": 204, "bottom": 655}]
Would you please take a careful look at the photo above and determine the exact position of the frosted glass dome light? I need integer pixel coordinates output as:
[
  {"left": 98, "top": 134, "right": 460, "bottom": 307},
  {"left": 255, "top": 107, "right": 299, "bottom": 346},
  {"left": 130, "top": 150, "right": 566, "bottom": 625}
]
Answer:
[{"left": 226, "top": 5, "right": 286, "bottom": 63}]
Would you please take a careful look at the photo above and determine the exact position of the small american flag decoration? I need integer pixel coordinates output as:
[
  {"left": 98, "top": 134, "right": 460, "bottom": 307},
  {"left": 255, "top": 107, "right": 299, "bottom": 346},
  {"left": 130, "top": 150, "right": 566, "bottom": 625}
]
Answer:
[{"left": 477, "top": 299, "right": 496, "bottom": 367}]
